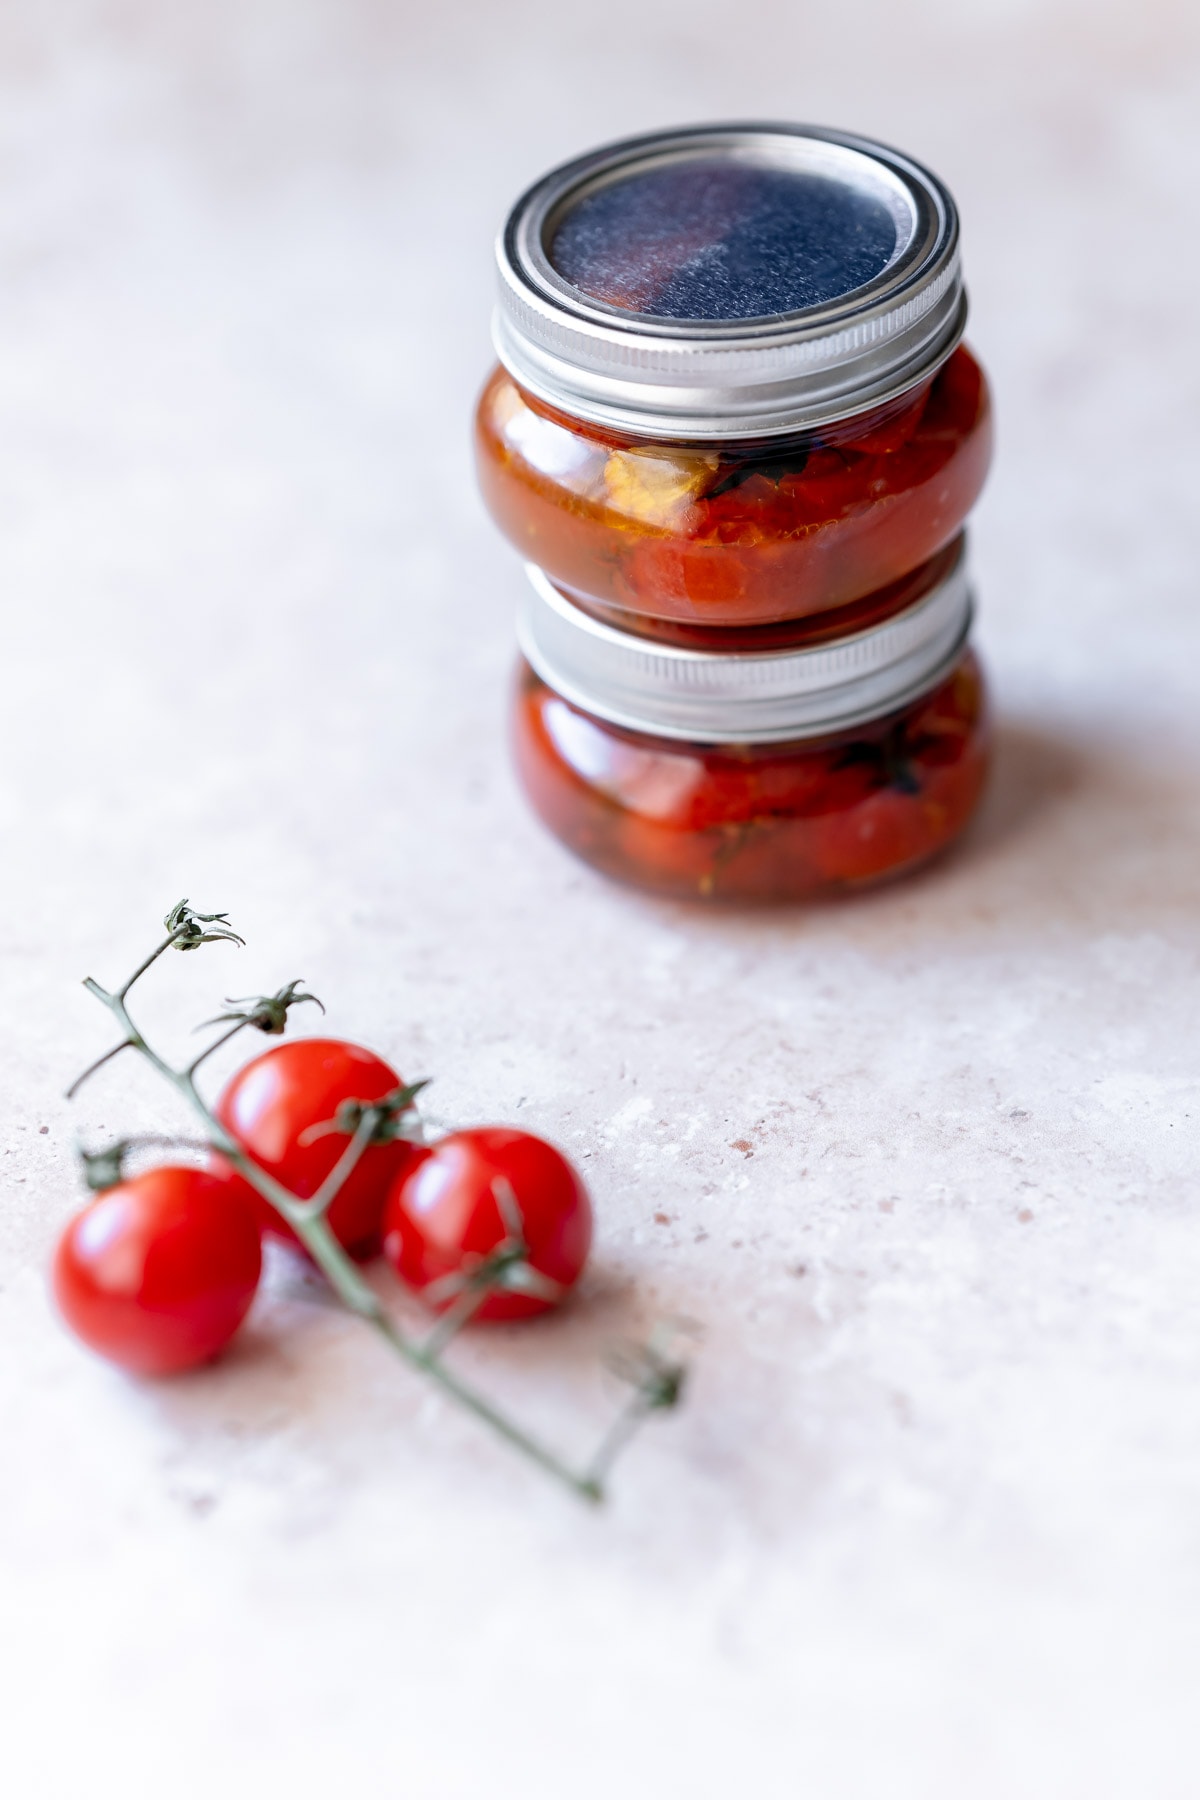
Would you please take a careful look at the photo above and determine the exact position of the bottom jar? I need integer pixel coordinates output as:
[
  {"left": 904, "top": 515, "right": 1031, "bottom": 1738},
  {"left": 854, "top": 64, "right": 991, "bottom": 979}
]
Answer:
[{"left": 511, "top": 547, "right": 990, "bottom": 903}]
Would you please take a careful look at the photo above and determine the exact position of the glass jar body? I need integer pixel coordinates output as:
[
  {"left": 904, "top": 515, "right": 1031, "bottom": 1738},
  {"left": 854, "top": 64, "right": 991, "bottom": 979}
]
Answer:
[
  {"left": 477, "top": 347, "right": 992, "bottom": 630},
  {"left": 512, "top": 650, "right": 990, "bottom": 902}
]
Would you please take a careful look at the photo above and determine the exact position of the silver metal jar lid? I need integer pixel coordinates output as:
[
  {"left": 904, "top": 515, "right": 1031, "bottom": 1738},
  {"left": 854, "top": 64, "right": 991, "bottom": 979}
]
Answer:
[
  {"left": 518, "top": 541, "right": 973, "bottom": 745},
  {"left": 494, "top": 123, "right": 965, "bottom": 442}
]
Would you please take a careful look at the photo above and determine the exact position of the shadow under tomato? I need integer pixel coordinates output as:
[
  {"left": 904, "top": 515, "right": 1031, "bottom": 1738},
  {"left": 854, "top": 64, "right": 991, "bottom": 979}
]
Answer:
[{"left": 127, "top": 1242, "right": 664, "bottom": 1453}]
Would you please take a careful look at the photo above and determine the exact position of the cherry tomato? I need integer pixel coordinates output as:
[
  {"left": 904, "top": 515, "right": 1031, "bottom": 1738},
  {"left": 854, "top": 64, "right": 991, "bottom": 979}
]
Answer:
[
  {"left": 382, "top": 1127, "right": 592, "bottom": 1323},
  {"left": 214, "top": 1039, "right": 424, "bottom": 1258},
  {"left": 53, "top": 1166, "right": 262, "bottom": 1376}
]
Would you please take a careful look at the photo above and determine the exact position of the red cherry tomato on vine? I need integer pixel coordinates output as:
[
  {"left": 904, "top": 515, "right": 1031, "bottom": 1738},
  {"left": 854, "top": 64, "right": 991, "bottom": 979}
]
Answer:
[
  {"left": 53, "top": 1166, "right": 262, "bottom": 1376},
  {"left": 382, "top": 1127, "right": 592, "bottom": 1323},
  {"left": 214, "top": 1039, "right": 424, "bottom": 1258}
]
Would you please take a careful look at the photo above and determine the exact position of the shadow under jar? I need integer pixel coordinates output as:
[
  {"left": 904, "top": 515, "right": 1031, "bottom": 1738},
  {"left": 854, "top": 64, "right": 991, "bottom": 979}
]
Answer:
[
  {"left": 477, "top": 123, "right": 993, "bottom": 629},
  {"left": 512, "top": 538, "right": 990, "bottom": 902}
]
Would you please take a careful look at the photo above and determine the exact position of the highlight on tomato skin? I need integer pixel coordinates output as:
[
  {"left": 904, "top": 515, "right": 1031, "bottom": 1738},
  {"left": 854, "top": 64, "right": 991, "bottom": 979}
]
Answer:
[
  {"left": 213, "top": 1038, "right": 425, "bottom": 1260},
  {"left": 512, "top": 652, "right": 991, "bottom": 903},
  {"left": 382, "top": 1127, "right": 593, "bottom": 1323},
  {"left": 52, "top": 1166, "right": 262, "bottom": 1377}
]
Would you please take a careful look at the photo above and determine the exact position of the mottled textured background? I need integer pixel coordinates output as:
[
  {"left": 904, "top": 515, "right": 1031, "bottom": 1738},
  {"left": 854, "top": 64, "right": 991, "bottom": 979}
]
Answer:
[{"left": 2, "top": 3, "right": 1199, "bottom": 1795}]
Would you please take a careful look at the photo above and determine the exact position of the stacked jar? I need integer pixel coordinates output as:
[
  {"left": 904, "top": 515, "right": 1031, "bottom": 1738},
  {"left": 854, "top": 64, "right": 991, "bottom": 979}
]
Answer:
[{"left": 475, "top": 125, "right": 993, "bottom": 902}]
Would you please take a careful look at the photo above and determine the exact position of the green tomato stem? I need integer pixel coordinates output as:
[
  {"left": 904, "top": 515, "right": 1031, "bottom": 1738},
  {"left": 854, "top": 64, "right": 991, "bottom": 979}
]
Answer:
[{"left": 71, "top": 918, "right": 623, "bottom": 1504}]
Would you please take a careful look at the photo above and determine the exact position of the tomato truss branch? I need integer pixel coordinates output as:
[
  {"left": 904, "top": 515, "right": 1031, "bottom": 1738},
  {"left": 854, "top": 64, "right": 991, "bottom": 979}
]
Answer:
[{"left": 67, "top": 901, "right": 686, "bottom": 1503}]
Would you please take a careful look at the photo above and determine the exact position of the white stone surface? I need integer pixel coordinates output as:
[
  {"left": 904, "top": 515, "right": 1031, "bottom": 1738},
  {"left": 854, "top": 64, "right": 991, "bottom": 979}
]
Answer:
[{"left": 2, "top": 3, "right": 1200, "bottom": 1795}]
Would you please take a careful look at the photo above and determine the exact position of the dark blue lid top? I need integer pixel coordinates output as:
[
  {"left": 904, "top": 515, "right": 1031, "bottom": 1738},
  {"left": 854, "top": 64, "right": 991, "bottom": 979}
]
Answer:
[
  {"left": 548, "top": 158, "right": 899, "bottom": 322},
  {"left": 497, "top": 124, "right": 963, "bottom": 438}
]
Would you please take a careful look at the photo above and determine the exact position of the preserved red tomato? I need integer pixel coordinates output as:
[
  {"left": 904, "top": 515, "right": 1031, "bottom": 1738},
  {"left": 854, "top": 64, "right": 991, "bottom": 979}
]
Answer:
[
  {"left": 566, "top": 535, "right": 966, "bottom": 652},
  {"left": 475, "top": 347, "right": 991, "bottom": 629},
  {"left": 512, "top": 652, "right": 989, "bottom": 902}
]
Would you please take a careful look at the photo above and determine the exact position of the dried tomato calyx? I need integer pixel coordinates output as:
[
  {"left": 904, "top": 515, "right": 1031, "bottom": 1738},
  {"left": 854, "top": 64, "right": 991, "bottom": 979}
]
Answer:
[
  {"left": 77, "top": 1134, "right": 211, "bottom": 1192},
  {"left": 297, "top": 1080, "right": 431, "bottom": 1149},
  {"left": 163, "top": 899, "right": 245, "bottom": 951},
  {"left": 199, "top": 980, "right": 325, "bottom": 1036},
  {"left": 78, "top": 1140, "right": 131, "bottom": 1192},
  {"left": 606, "top": 1325, "right": 692, "bottom": 1412}
]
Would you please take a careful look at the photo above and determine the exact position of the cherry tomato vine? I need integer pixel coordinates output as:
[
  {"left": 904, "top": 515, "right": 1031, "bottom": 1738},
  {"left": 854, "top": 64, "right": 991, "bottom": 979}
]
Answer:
[{"left": 58, "top": 900, "right": 689, "bottom": 1503}]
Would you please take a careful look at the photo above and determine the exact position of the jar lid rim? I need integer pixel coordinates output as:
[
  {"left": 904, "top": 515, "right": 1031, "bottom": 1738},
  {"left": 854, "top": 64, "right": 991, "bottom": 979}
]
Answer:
[
  {"left": 517, "top": 540, "right": 974, "bottom": 743},
  {"left": 495, "top": 123, "right": 965, "bottom": 441}
]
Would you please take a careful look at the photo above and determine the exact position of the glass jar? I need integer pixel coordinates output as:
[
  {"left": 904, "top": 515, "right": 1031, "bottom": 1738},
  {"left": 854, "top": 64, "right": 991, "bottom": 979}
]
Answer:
[
  {"left": 481, "top": 123, "right": 994, "bottom": 899},
  {"left": 477, "top": 346, "right": 990, "bottom": 629},
  {"left": 477, "top": 123, "right": 993, "bottom": 629},
  {"left": 511, "top": 538, "right": 989, "bottom": 901}
]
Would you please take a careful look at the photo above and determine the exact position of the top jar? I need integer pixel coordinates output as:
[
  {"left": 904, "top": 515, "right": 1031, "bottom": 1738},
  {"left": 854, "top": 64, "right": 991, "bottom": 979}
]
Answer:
[{"left": 475, "top": 123, "right": 992, "bottom": 629}]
